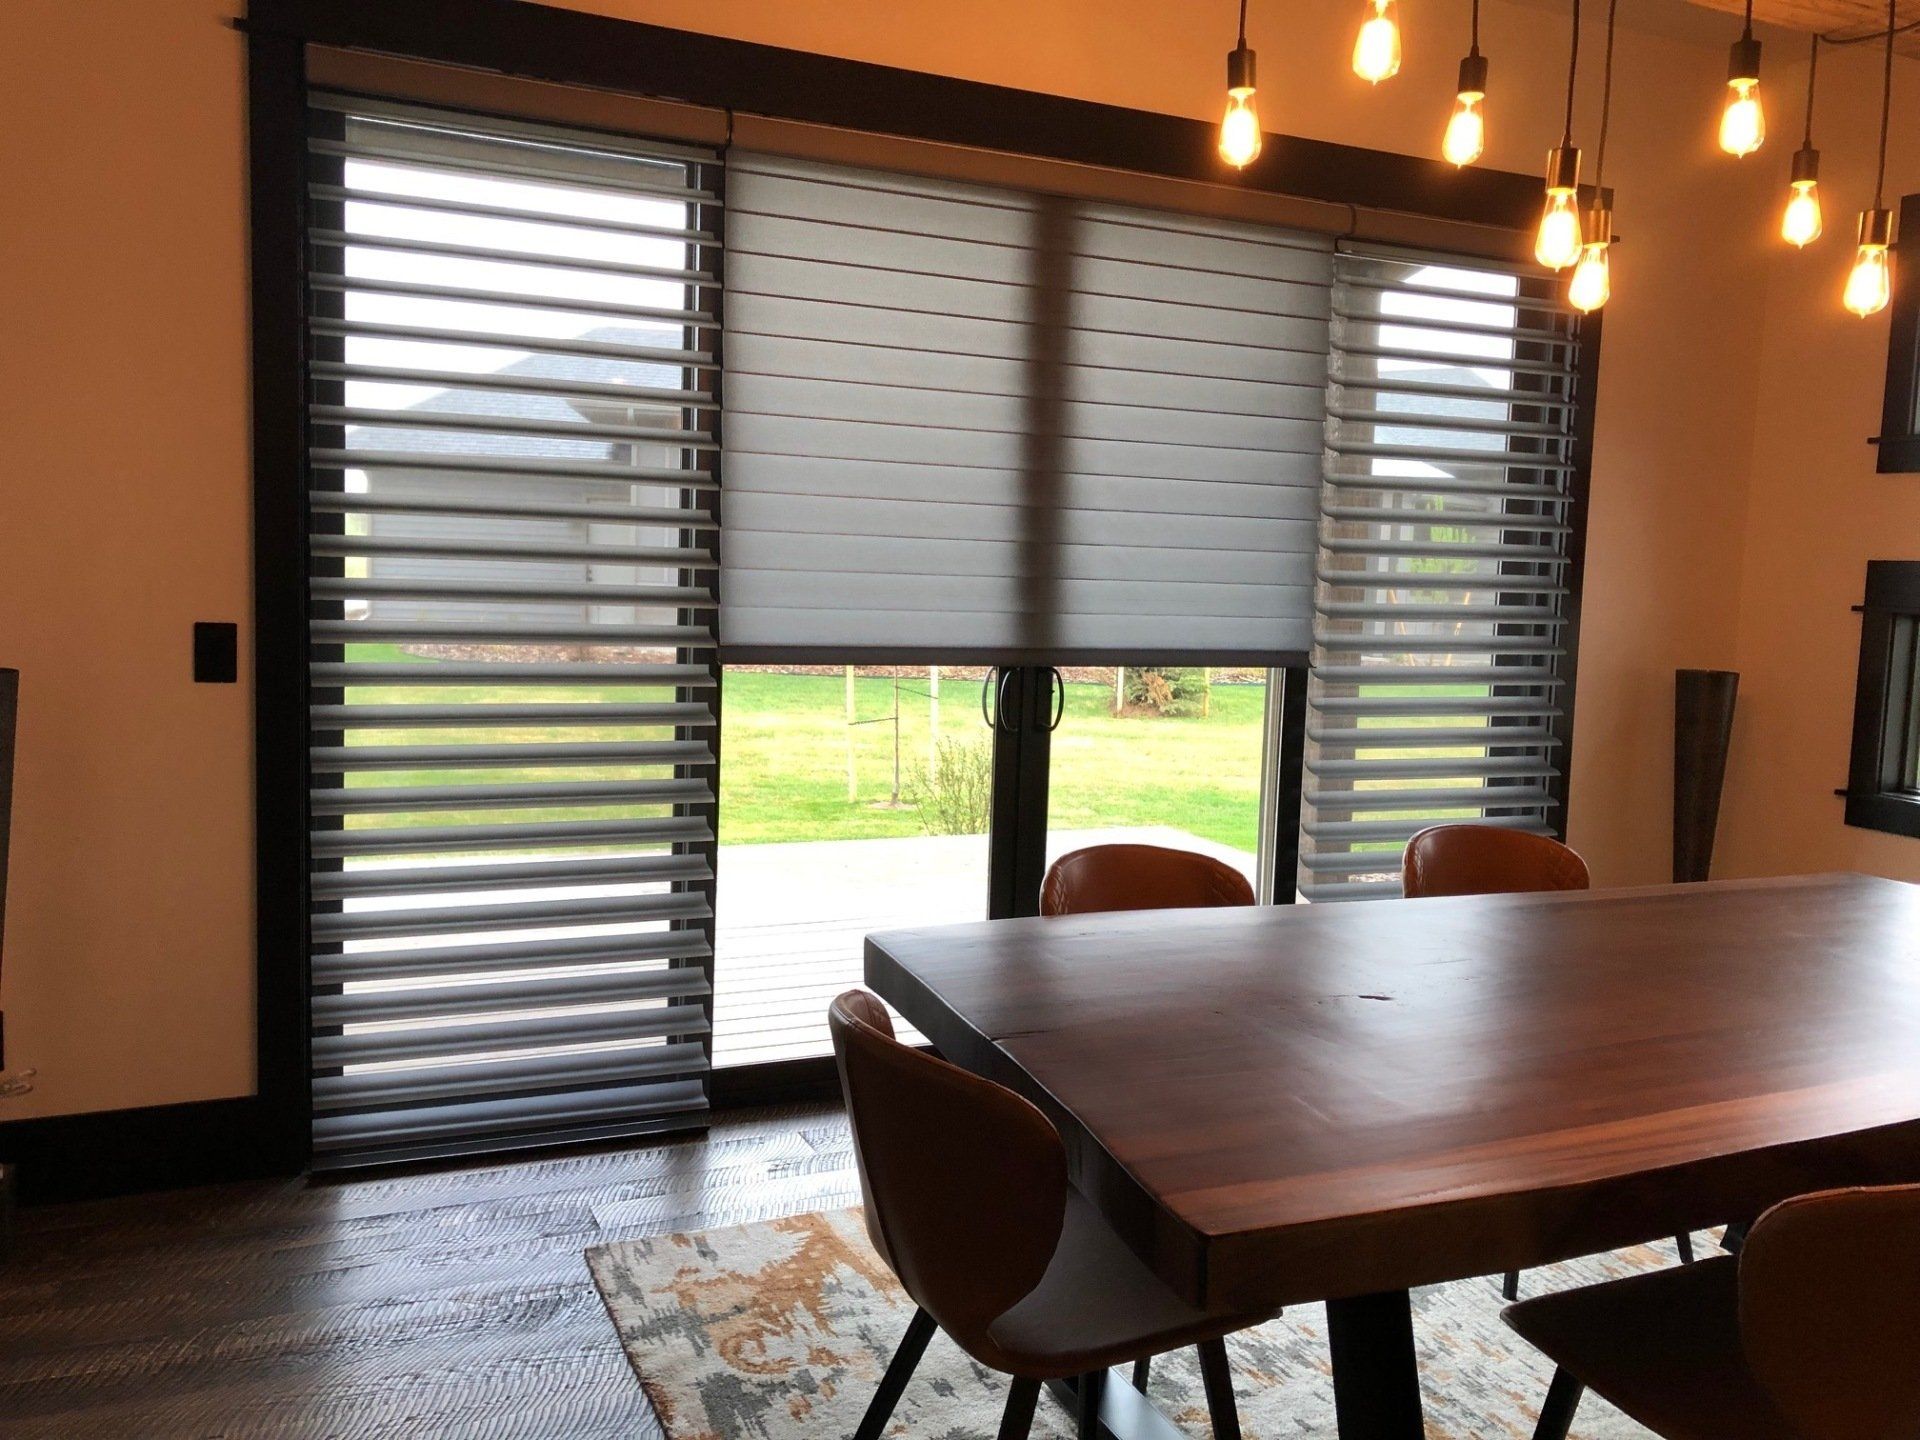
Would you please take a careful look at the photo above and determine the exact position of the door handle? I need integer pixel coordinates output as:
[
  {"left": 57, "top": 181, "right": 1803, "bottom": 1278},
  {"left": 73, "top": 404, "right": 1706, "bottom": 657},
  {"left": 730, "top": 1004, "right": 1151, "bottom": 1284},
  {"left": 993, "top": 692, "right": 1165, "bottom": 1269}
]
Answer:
[
  {"left": 1046, "top": 667, "right": 1065, "bottom": 732},
  {"left": 995, "top": 667, "right": 1020, "bottom": 733}
]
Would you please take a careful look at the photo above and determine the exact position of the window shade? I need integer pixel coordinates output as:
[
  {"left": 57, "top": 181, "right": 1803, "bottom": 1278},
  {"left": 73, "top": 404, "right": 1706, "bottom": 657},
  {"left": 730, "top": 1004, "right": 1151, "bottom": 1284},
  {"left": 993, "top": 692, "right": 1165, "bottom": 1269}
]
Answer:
[
  {"left": 719, "top": 153, "right": 1332, "bottom": 663},
  {"left": 304, "top": 95, "right": 720, "bottom": 1162},
  {"left": 1297, "top": 245, "right": 1587, "bottom": 901}
]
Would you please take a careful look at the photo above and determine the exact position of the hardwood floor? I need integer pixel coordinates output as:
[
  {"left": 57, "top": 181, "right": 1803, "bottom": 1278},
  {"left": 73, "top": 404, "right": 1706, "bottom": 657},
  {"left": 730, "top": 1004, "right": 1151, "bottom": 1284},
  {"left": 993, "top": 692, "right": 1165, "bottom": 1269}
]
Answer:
[{"left": 0, "top": 1104, "right": 859, "bottom": 1439}]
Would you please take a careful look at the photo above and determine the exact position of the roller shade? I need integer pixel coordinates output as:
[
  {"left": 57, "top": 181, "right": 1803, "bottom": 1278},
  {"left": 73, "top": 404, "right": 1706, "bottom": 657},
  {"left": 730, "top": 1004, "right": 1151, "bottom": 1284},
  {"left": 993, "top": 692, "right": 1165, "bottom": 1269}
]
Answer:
[
  {"left": 1298, "top": 245, "right": 1588, "bottom": 901},
  {"left": 719, "top": 153, "right": 1332, "bottom": 663},
  {"left": 303, "top": 94, "right": 720, "bottom": 1162}
]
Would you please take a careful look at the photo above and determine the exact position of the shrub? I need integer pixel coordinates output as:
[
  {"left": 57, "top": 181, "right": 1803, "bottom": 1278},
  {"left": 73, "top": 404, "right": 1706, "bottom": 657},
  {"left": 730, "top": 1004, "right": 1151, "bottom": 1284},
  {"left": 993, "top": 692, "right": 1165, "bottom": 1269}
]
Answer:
[
  {"left": 906, "top": 737, "right": 994, "bottom": 835},
  {"left": 1120, "top": 667, "right": 1212, "bottom": 718}
]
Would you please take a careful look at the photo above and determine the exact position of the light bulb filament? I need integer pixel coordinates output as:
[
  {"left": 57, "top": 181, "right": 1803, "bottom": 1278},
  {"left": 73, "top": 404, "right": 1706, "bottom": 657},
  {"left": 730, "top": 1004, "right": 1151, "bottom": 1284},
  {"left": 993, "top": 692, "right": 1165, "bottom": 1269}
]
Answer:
[
  {"left": 1353, "top": 0, "right": 1402, "bottom": 83},
  {"left": 1444, "top": 92, "right": 1486, "bottom": 167}
]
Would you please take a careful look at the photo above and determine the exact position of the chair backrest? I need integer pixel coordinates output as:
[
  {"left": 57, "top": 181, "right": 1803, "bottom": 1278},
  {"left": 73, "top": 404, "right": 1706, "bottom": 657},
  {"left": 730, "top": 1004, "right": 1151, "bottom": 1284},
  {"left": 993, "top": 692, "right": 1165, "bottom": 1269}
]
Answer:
[
  {"left": 1739, "top": 1184, "right": 1920, "bottom": 1440},
  {"left": 828, "top": 990, "right": 1068, "bottom": 1349},
  {"left": 1400, "top": 824, "right": 1590, "bottom": 899},
  {"left": 1040, "top": 843, "right": 1255, "bottom": 916}
]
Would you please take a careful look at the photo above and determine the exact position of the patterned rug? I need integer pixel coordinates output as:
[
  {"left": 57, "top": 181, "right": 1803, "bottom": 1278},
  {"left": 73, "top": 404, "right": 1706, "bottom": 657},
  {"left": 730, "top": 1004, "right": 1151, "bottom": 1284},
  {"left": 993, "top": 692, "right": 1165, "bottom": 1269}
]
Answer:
[{"left": 588, "top": 1208, "right": 1697, "bottom": 1438}]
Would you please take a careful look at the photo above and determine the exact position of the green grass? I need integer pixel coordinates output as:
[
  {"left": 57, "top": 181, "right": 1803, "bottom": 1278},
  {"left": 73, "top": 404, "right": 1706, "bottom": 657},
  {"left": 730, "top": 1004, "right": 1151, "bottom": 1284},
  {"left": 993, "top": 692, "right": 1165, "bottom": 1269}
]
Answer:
[{"left": 336, "top": 652, "right": 1501, "bottom": 853}]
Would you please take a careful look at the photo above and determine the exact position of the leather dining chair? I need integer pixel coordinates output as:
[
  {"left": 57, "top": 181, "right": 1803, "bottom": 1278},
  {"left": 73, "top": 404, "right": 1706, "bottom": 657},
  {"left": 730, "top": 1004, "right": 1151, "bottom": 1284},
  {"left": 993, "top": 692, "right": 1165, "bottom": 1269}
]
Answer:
[
  {"left": 829, "top": 989, "right": 1270, "bottom": 1439},
  {"left": 1400, "top": 823, "right": 1695, "bottom": 1298},
  {"left": 1504, "top": 1184, "right": 1920, "bottom": 1440},
  {"left": 1041, "top": 842, "right": 1254, "bottom": 916}
]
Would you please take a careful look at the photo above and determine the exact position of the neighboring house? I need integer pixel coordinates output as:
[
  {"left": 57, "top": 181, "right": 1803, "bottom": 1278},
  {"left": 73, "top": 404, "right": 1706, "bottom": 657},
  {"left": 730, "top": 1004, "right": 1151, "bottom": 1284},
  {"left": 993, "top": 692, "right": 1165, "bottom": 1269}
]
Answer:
[{"left": 338, "top": 327, "right": 689, "bottom": 627}]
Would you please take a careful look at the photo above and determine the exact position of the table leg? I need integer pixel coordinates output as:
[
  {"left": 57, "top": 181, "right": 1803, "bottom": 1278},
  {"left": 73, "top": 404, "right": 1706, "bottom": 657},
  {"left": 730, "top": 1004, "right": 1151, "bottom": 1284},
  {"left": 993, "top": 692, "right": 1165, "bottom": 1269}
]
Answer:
[
  {"left": 1326, "top": 1290, "right": 1426, "bottom": 1439},
  {"left": 1043, "top": 1365, "right": 1186, "bottom": 1440}
]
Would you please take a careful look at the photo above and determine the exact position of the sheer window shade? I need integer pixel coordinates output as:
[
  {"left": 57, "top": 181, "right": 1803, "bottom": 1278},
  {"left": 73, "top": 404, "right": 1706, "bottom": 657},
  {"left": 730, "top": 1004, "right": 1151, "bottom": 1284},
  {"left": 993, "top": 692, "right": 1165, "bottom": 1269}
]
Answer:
[
  {"left": 1298, "top": 245, "right": 1586, "bottom": 901},
  {"left": 304, "top": 95, "right": 720, "bottom": 1162},
  {"left": 719, "top": 153, "right": 1332, "bottom": 663}
]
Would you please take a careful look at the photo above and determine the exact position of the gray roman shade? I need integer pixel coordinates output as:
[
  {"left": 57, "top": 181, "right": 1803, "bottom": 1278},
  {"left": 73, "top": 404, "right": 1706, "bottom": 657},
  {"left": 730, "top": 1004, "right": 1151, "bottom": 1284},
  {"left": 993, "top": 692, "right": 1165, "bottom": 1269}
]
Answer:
[
  {"left": 1298, "top": 244, "right": 1588, "bottom": 901},
  {"left": 719, "top": 153, "right": 1332, "bottom": 662},
  {"left": 303, "top": 95, "right": 720, "bottom": 1162}
]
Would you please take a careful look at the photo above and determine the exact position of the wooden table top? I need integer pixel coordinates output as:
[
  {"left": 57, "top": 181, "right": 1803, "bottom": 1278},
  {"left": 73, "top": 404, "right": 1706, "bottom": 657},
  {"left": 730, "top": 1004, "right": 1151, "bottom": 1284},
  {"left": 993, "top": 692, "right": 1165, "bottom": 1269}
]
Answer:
[{"left": 866, "top": 873, "right": 1920, "bottom": 1311}]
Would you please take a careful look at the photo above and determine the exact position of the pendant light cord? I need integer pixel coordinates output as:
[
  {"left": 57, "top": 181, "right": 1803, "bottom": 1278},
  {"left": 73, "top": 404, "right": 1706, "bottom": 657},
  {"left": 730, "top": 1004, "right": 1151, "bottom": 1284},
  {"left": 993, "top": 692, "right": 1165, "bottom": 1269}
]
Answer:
[
  {"left": 1237, "top": 0, "right": 1249, "bottom": 46},
  {"left": 1563, "top": 0, "right": 1582, "bottom": 145},
  {"left": 1803, "top": 33, "right": 1819, "bottom": 148},
  {"left": 1874, "top": 0, "right": 1894, "bottom": 207},
  {"left": 1743, "top": 0, "right": 1755, "bottom": 41},
  {"left": 1595, "top": 0, "right": 1618, "bottom": 188},
  {"left": 1470, "top": 0, "right": 1482, "bottom": 58}
]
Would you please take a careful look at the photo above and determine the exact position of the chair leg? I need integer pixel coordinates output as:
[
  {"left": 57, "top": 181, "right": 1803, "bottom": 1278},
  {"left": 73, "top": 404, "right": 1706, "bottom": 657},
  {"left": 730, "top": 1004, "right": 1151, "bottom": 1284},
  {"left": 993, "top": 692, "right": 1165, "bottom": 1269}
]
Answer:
[
  {"left": 854, "top": 1307, "right": 937, "bottom": 1440},
  {"left": 998, "top": 1377, "right": 1042, "bottom": 1440},
  {"left": 1532, "top": 1368, "right": 1585, "bottom": 1440},
  {"left": 1075, "top": 1368, "right": 1107, "bottom": 1440},
  {"left": 1131, "top": 1355, "right": 1152, "bottom": 1392},
  {"left": 1196, "top": 1337, "right": 1242, "bottom": 1440},
  {"left": 1675, "top": 1231, "right": 1695, "bottom": 1264},
  {"left": 1722, "top": 1220, "right": 1750, "bottom": 1254},
  {"left": 1502, "top": 1270, "right": 1521, "bottom": 1301}
]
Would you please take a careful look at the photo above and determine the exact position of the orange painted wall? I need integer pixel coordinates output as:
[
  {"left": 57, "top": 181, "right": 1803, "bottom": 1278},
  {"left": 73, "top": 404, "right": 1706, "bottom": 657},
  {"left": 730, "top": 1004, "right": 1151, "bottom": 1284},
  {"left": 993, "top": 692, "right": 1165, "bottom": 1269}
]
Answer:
[
  {"left": 0, "top": 0, "right": 1909, "bottom": 1118},
  {"left": 1716, "top": 48, "right": 1920, "bottom": 883}
]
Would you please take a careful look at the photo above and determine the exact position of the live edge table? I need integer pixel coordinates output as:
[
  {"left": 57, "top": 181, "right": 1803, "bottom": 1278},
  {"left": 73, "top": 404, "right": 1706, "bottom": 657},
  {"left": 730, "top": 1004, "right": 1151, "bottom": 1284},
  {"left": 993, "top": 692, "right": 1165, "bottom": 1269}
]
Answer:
[{"left": 865, "top": 873, "right": 1920, "bottom": 1440}]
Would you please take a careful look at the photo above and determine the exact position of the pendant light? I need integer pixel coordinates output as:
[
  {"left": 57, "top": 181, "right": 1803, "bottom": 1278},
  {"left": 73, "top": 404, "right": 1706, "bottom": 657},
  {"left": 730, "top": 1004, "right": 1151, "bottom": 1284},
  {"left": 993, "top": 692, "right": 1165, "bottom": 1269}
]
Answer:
[
  {"left": 1845, "top": 0, "right": 1899, "bottom": 317},
  {"left": 1719, "top": 0, "right": 1766, "bottom": 156},
  {"left": 1781, "top": 35, "right": 1824, "bottom": 246},
  {"left": 1537, "top": 0, "right": 1585, "bottom": 271},
  {"left": 1353, "top": 0, "right": 1403, "bottom": 84},
  {"left": 1443, "top": 0, "right": 1489, "bottom": 166},
  {"left": 1219, "top": 0, "right": 1263, "bottom": 168},
  {"left": 1570, "top": 0, "right": 1619, "bottom": 312}
]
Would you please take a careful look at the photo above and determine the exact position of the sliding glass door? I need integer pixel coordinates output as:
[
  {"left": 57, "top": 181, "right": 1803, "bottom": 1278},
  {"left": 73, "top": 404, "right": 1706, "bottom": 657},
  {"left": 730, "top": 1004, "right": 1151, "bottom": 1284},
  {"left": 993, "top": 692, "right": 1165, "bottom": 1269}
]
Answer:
[
  {"left": 1042, "top": 666, "right": 1281, "bottom": 900},
  {"left": 712, "top": 663, "right": 993, "bottom": 1066}
]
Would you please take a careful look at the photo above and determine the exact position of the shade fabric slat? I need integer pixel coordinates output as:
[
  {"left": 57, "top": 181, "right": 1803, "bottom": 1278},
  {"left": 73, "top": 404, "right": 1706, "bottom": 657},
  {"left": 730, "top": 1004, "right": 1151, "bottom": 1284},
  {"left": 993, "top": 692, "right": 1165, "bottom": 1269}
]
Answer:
[
  {"left": 1298, "top": 245, "right": 1587, "bottom": 902},
  {"left": 304, "top": 92, "right": 720, "bottom": 1163},
  {"left": 719, "top": 150, "right": 1331, "bottom": 662}
]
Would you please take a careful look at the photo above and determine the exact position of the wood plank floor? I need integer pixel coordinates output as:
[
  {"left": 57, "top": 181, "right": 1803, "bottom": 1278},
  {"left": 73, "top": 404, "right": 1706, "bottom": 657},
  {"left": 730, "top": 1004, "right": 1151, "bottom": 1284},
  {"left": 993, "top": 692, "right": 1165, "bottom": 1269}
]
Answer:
[{"left": 0, "top": 1104, "right": 859, "bottom": 1439}]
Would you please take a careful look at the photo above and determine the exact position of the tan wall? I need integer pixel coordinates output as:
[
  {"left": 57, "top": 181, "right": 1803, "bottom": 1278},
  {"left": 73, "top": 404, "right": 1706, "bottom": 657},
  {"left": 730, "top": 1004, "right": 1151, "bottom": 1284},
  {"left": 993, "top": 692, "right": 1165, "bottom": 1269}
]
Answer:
[
  {"left": 0, "top": 0, "right": 1907, "bottom": 1119},
  {"left": 1716, "top": 48, "right": 1920, "bottom": 884}
]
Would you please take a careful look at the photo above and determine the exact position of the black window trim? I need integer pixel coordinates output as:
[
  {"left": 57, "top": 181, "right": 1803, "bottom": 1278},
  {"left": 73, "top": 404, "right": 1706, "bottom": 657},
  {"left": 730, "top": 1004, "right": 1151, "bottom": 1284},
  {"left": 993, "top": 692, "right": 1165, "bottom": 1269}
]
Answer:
[
  {"left": 1877, "top": 194, "right": 1920, "bottom": 475},
  {"left": 1844, "top": 560, "right": 1920, "bottom": 839}
]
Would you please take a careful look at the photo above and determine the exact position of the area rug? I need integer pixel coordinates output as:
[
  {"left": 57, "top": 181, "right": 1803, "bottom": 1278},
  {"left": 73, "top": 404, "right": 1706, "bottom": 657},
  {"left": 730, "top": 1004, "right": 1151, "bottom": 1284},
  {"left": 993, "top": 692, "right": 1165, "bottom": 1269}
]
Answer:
[{"left": 588, "top": 1208, "right": 1693, "bottom": 1438}]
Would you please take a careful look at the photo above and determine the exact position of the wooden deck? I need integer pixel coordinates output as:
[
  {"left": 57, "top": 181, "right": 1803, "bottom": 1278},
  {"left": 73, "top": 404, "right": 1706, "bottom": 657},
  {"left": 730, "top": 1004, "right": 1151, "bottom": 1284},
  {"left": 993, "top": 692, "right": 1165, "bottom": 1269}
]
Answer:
[{"left": 712, "top": 827, "right": 1256, "bottom": 1067}]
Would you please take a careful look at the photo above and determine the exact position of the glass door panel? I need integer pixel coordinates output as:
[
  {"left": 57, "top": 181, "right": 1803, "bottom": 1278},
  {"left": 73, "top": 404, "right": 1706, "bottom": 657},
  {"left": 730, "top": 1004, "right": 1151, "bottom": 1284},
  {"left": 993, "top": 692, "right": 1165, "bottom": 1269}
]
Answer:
[
  {"left": 1042, "top": 666, "right": 1277, "bottom": 900},
  {"left": 712, "top": 664, "right": 997, "bottom": 1066}
]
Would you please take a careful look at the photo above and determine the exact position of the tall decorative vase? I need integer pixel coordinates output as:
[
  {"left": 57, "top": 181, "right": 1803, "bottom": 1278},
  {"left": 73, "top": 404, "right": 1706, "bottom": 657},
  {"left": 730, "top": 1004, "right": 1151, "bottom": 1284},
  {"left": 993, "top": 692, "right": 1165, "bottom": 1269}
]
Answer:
[{"left": 1673, "top": 668, "right": 1738, "bottom": 884}]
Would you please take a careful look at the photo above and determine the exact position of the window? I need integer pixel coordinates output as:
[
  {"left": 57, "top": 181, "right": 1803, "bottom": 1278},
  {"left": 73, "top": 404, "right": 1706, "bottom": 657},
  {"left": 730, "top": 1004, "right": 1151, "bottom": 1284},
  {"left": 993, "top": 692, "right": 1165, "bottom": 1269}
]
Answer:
[
  {"left": 304, "top": 96, "right": 721, "bottom": 1164},
  {"left": 1297, "top": 245, "right": 1589, "bottom": 900},
  {"left": 1844, "top": 561, "right": 1920, "bottom": 839},
  {"left": 1878, "top": 196, "right": 1920, "bottom": 475}
]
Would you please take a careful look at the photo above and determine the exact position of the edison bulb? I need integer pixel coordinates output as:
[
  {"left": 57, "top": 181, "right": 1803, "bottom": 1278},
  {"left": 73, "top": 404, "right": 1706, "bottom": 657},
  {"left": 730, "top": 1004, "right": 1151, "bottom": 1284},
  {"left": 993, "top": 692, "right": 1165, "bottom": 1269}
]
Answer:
[
  {"left": 1719, "top": 78, "right": 1765, "bottom": 157},
  {"left": 1535, "top": 191, "right": 1584, "bottom": 270},
  {"left": 1781, "top": 181, "right": 1823, "bottom": 248},
  {"left": 1845, "top": 244, "right": 1892, "bottom": 317},
  {"left": 1443, "top": 93, "right": 1486, "bottom": 167},
  {"left": 1353, "top": 0, "right": 1402, "bottom": 83},
  {"left": 1569, "top": 243, "right": 1612, "bottom": 312},
  {"left": 1219, "top": 90, "right": 1262, "bottom": 168}
]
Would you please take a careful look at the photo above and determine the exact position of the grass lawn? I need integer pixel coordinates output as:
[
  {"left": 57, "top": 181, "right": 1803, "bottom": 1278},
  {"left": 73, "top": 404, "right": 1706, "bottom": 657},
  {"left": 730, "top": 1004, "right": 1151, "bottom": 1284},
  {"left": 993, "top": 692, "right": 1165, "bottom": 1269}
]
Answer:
[{"left": 338, "top": 649, "right": 1494, "bottom": 854}]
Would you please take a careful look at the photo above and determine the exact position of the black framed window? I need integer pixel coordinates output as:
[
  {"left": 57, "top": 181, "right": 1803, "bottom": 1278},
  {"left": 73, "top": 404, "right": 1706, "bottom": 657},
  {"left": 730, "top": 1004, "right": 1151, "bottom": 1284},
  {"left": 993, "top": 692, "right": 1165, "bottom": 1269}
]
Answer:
[
  {"left": 1877, "top": 195, "right": 1920, "bottom": 475},
  {"left": 1844, "top": 561, "right": 1920, "bottom": 839}
]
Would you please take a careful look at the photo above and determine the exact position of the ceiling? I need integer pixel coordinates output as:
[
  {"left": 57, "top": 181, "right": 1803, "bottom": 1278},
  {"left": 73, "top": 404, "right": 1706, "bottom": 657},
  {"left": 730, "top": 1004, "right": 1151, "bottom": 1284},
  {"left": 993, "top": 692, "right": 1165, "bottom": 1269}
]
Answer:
[{"left": 1682, "top": 0, "right": 1920, "bottom": 55}]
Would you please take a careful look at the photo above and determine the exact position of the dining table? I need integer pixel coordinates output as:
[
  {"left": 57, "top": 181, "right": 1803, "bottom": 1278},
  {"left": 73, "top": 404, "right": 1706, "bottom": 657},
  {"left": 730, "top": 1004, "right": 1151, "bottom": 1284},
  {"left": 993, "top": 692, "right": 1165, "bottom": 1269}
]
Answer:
[{"left": 864, "top": 871, "right": 1920, "bottom": 1439}]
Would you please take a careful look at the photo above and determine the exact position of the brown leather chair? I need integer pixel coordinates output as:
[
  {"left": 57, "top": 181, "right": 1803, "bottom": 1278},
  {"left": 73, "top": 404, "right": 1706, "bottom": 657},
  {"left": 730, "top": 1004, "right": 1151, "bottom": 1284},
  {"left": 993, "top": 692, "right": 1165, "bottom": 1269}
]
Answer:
[
  {"left": 1041, "top": 843, "right": 1254, "bottom": 917},
  {"left": 1400, "top": 823, "right": 1694, "bottom": 1296},
  {"left": 1400, "top": 822, "right": 1591, "bottom": 899},
  {"left": 830, "top": 989, "right": 1269, "bottom": 1439},
  {"left": 1505, "top": 1184, "right": 1920, "bottom": 1440}
]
